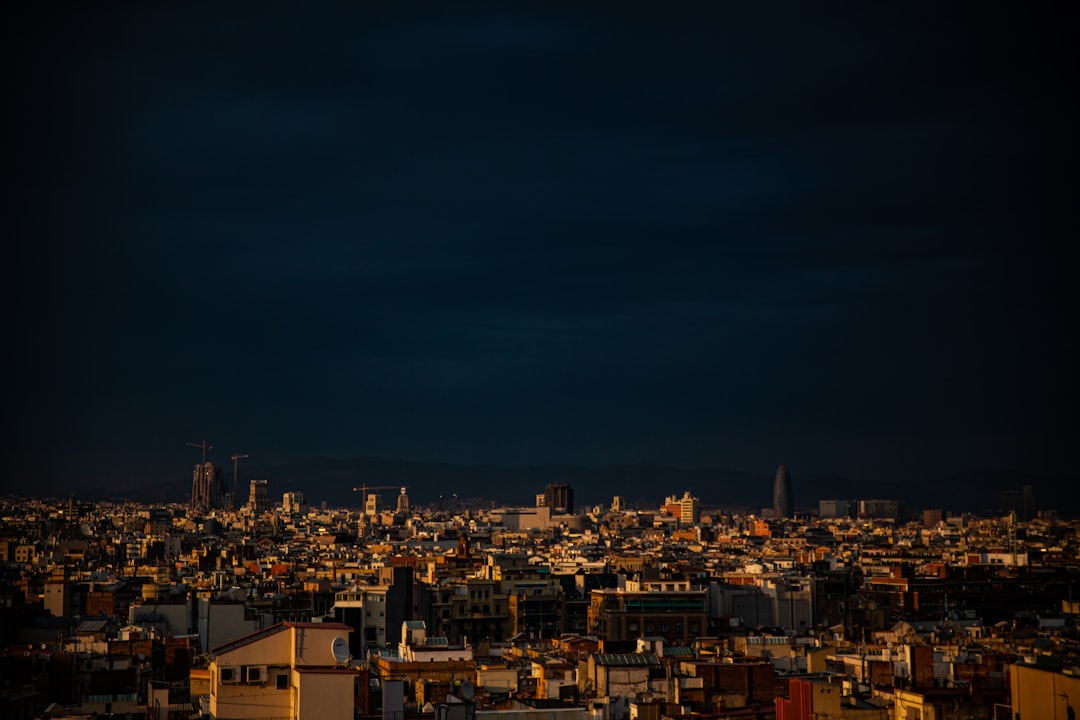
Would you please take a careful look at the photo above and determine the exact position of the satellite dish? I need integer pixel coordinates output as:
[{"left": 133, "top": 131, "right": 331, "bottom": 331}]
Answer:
[
  {"left": 331, "top": 636, "right": 350, "bottom": 664},
  {"left": 460, "top": 680, "right": 475, "bottom": 700}
]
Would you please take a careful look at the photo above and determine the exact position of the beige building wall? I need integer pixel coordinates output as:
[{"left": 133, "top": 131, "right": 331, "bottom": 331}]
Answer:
[
  {"left": 209, "top": 623, "right": 356, "bottom": 720},
  {"left": 295, "top": 669, "right": 355, "bottom": 720},
  {"left": 218, "top": 630, "right": 291, "bottom": 667},
  {"left": 212, "top": 677, "right": 292, "bottom": 719},
  {"left": 476, "top": 664, "right": 518, "bottom": 693},
  {"left": 894, "top": 689, "right": 940, "bottom": 720},
  {"left": 1010, "top": 664, "right": 1080, "bottom": 720},
  {"left": 292, "top": 624, "right": 351, "bottom": 666}
]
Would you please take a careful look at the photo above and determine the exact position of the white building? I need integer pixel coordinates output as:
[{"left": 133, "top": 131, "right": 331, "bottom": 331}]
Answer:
[
  {"left": 398, "top": 620, "right": 472, "bottom": 662},
  {"left": 332, "top": 584, "right": 389, "bottom": 656}
]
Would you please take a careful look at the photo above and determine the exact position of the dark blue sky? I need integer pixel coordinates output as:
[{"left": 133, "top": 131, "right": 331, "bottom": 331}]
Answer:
[{"left": 5, "top": 3, "right": 1076, "bottom": 497}]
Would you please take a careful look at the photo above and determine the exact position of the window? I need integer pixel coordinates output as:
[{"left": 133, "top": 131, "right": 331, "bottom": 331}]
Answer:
[{"left": 277, "top": 674, "right": 289, "bottom": 690}]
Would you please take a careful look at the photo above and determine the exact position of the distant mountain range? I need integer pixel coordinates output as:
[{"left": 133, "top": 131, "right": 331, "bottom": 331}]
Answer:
[{"left": 85, "top": 457, "right": 1076, "bottom": 518}]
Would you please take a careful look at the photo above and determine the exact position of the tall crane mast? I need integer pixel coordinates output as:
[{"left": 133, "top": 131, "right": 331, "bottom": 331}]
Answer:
[{"left": 231, "top": 453, "right": 249, "bottom": 509}]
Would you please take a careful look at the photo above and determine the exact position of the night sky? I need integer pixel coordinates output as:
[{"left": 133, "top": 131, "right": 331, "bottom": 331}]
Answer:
[{"left": 5, "top": 3, "right": 1077, "bottom": 498}]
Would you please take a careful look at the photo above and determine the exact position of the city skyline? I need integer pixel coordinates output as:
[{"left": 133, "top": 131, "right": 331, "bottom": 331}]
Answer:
[
  {"left": 5, "top": 4, "right": 1076, "bottom": 498},
  {"left": 3, "top": 485, "right": 1076, "bottom": 719},
  {"left": 14, "top": 455, "right": 1072, "bottom": 522}
]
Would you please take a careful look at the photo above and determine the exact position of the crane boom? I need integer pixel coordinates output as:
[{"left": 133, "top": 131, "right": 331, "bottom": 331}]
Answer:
[
  {"left": 351, "top": 484, "right": 406, "bottom": 510},
  {"left": 185, "top": 440, "right": 212, "bottom": 465}
]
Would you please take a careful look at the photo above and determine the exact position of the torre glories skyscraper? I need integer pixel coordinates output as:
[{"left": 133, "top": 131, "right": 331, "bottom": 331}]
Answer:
[{"left": 773, "top": 464, "right": 794, "bottom": 518}]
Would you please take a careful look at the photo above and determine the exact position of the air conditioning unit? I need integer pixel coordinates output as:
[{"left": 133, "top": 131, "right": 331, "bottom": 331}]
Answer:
[
  {"left": 220, "top": 666, "right": 240, "bottom": 684},
  {"left": 246, "top": 665, "right": 267, "bottom": 684}
]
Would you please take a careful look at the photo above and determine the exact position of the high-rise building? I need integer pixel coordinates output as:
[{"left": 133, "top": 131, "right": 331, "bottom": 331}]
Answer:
[
  {"left": 191, "top": 462, "right": 226, "bottom": 511},
  {"left": 857, "top": 498, "right": 904, "bottom": 519},
  {"left": 1022, "top": 484, "right": 1035, "bottom": 522},
  {"left": 819, "top": 499, "right": 852, "bottom": 518},
  {"left": 395, "top": 487, "right": 410, "bottom": 514},
  {"left": 679, "top": 491, "right": 700, "bottom": 525},
  {"left": 365, "top": 493, "right": 382, "bottom": 516},
  {"left": 282, "top": 491, "right": 306, "bottom": 515},
  {"left": 773, "top": 465, "right": 794, "bottom": 518},
  {"left": 1001, "top": 485, "right": 1036, "bottom": 521},
  {"left": 544, "top": 482, "right": 574, "bottom": 515},
  {"left": 248, "top": 479, "right": 269, "bottom": 514}
]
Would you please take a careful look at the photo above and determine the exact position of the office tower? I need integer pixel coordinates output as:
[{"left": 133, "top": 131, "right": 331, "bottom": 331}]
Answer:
[
  {"left": 1002, "top": 485, "right": 1036, "bottom": 522},
  {"left": 858, "top": 498, "right": 904, "bottom": 519},
  {"left": 191, "top": 462, "right": 226, "bottom": 511},
  {"left": 773, "top": 465, "right": 794, "bottom": 518},
  {"left": 248, "top": 479, "right": 269, "bottom": 514},
  {"left": 365, "top": 493, "right": 382, "bottom": 516},
  {"left": 999, "top": 489, "right": 1022, "bottom": 517},
  {"left": 544, "top": 482, "right": 574, "bottom": 515},
  {"left": 679, "top": 491, "right": 700, "bottom": 525},
  {"left": 396, "top": 487, "right": 410, "bottom": 514},
  {"left": 819, "top": 499, "right": 852, "bottom": 518},
  {"left": 1022, "top": 484, "right": 1035, "bottom": 521},
  {"left": 282, "top": 491, "right": 306, "bottom": 515}
]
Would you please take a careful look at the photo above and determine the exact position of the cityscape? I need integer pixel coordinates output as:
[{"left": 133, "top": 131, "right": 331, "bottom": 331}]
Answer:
[
  {"left": 1, "top": 460, "right": 1077, "bottom": 720},
  {"left": 6, "top": 2, "right": 1076, "bottom": 720}
]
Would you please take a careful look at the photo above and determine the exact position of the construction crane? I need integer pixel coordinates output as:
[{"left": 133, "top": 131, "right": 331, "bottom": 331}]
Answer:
[
  {"left": 186, "top": 440, "right": 212, "bottom": 465},
  {"left": 231, "top": 453, "right": 249, "bottom": 509},
  {"left": 351, "top": 484, "right": 406, "bottom": 511}
]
